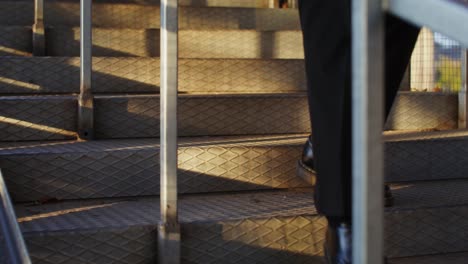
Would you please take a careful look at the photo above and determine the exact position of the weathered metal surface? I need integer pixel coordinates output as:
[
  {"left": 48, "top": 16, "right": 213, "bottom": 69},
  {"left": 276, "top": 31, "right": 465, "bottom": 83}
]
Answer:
[
  {"left": 0, "top": 93, "right": 459, "bottom": 141},
  {"left": 0, "top": 27, "right": 32, "bottom": 56},
  {"left": 0, "top": 135, "right": 308, "bottom": 201},
  {"left": 384, "top": 129, "right": 468, "bottom": 182},
  {"left": 7, "top": 181, "right": 468, "bottom": 262},
  {"left": 46, "top": 28, "right": 304, "bottom": 58},
  {"left": 94, "top": 94, "right": 311, "bottom": 138},
  {"left": 390, "top": 252, "right": 468, "bottom": 264},
  {"left": 0, "top": 57, "right": 306, "bottom": 94},
  {"left": 0, "top": 96, "right": 77, "bottom": 141},
  {"left": 385, "top": 92, "right": 458, "bottom": 131}
]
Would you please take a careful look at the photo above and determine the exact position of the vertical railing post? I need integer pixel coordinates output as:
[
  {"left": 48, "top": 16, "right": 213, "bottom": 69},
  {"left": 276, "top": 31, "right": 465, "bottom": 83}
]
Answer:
[
  {"left": 159, "top": 0, "right": 180, "bottom": 263},
  {"left": 352, "top": 0, "right": 385, "bottom": 263},
  {"left": 0, "top": 170, "right": 31, "bottom": 264},
  {"left": 78, "top": 0, "right": 94, "bottom": 140},
  {"left": 33, "top": 0, "right": 45, "bottom": 56},
  {"left": 459, "top": 50, "right": 468, "bottom": 128}
]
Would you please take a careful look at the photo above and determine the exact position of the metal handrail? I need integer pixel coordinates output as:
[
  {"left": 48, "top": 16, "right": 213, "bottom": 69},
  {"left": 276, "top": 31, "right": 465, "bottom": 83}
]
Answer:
[{"left": 0, "top": 170, "right": 31, "bottom": 264}]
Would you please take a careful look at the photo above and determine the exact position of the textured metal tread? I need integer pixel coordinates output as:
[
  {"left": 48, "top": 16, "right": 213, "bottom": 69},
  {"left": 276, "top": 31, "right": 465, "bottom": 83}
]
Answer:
[
  {"left": 38, "top": 0, "right": 274, "bottom": 8},
  {"left": 12, "top": 179, "right": 468, "bottom": 259},
  {"left": 390, "top": 252, "right": 468, "bottom": 264},
  {"left": 47, "top": 28, "right": 304, "bottom": 59},
  {"left": 94, "top": 93, "right": 311, "bottom": 138},
  {"left": 13, "top": 179, "right": 468, "bottom": 232},
  {"left": 385, "top": 128, "right": 468, "bottom": 142},
  {"left": 384, "top": 91, "right": 457, "bottom": 131},
  {"left": 0, "top": 95, "right": 77, "bottom": 141},
  {"left": 0, "top": 57, "right": 306, "bottom": 94},
  {"left": 0, "top": 134, "right": 307, "bottom": 154},
  {"left": 0, "top": 26, "right": 32, "bottom": 56},
  {"left": 0, "top": 135, "right": 309, "bottom": 201},
  {"left": 15, "top": 189, "right": 316, "bottom": 233},
  {"left": 0, "top": 2, "right": 298, "bottom": 29}
]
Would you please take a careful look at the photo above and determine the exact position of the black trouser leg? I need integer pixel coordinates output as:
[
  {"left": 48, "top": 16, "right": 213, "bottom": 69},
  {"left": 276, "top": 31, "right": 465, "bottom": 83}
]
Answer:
[{"left": 298, "top": 1, "right": 420, "bottom": 219}]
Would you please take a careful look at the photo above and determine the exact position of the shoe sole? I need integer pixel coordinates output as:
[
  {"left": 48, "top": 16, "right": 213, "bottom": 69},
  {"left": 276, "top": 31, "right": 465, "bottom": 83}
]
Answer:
[{"left": 296, "top": 160, "right": 317, "bottom": 185}]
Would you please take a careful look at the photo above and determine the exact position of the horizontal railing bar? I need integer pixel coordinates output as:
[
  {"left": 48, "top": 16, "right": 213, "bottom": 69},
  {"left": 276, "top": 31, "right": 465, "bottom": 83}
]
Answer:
[{"left": 387, "top": 0, "right": 468, "bottom": 47}]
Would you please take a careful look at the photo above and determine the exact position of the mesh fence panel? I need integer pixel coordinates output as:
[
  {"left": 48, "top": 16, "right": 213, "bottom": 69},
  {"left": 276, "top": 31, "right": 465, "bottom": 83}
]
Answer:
[{"left": 411, "top": 28, "right": 462, "bottom": 93}]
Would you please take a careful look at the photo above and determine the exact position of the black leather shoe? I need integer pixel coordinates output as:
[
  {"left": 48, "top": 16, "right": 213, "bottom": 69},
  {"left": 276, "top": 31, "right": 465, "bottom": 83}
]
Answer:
[
  {"left": 296, "top": 135, "right": 317, "bottom": 185},
  {"left": 325, "top": 223, "right": 352, "bottom": 264},
  {"left": 297, "top": 136, "right": 394, "bottom": 207}
]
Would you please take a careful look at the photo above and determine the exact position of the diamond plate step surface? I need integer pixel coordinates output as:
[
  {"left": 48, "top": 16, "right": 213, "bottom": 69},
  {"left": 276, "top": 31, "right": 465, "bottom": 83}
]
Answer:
[
  {"left": 43, "top": 0, "right": 274, "bottom": 8},
  {"left": 385, "top": 92, "right": 457, "bottom": 131},
  {"left": 4, "top": 130, "right": 468, "bottom": 201},
  {"left": 0, "top": 2, "right": 299, "bottom": 29},
  {"left": 8, "top": 180, "right": 468, "bottom": 263},
  {"left": 0, "top": 135, "right": 309, "bottom": 201},
  {"left": 0, "top": 95, "right": 77, "bottom": 141},
  {"left": 95, "top": 93, "right": 311, "bottom": 138},
  {"left": 0, "top": 57, "right": 306, "bottom": 94},
  {"left": 47, "top": 28, "right": 304, "bottom": 58},
  {"left": 389, "top": 252, "right": 468, "bottom": 264},
  {"left": 0, "top": 93, "right": 457, "bottom": 141},
  {"left": 0, "top": 93, "right": 310, "bottom": 141},
  {"left": 0, "top": 26, "right": 32, "bottom": 56},
  {"left": 0, "top": 2, "right": 33, "bottom": 26},
  {"left": 384, "top": 129, "right": 468, "bottom": 182}
]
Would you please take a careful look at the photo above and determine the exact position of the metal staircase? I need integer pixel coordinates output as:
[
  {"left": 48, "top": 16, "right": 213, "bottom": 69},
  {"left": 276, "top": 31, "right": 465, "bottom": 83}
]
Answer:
[{"left": 0, "top": 0, "right": 468, "bottom": 263}]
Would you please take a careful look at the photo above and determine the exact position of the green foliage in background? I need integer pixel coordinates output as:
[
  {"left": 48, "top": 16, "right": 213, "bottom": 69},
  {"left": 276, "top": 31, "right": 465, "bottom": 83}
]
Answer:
[{"left": 436, "top": 55, "right": 461, "bottom": 92}]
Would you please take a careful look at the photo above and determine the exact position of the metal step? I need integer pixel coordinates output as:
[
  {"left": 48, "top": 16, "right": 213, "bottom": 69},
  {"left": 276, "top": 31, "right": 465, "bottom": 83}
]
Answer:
[
  {"left": 390, "top": 252, "right": 468, "bottom": 264},
  {"left": 46, "top": 27, "right": 304, "bottom": 58},
  {"left": 0, "top": 57, "right": 306, "bottom": 94},
  {"left": 0, "top": 26, "right": 32, "bottom": 56},
  {"left": 0, "top": 95, "right": 76, "bottom": 141},
  {"left": 3, "top": 130, "right": 468, "bottom": 201},
  {"left": 95, "top": 93, "right": 310, "bottom": 138},
  {"left": 0, "top": 93, "right": 311, "bottom": 141},
  {"left": 0, "top": 2, "right": 300, "bottom": 30},
  {"left": 0, "top": 0, "right": 274, "bottom": 8},
  {"left": 7, "top": 180, "right": 468, "bottom": 263},
  {"left": 0, "top": 135, "right": 308, "bottom": 201},
  {"left": 385, "top": 129, "right": 468, "bottom": 182},
  {"left": 0, "top": 92, "right": 456, "bottom": 141}
]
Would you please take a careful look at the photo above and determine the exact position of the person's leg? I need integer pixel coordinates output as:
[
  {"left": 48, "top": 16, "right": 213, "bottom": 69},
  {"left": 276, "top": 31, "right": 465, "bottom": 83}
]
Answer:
[
  {"left": 299, "top": 1, "right": 420, "bottom": 262},
  {"left": 298, "top": 1, "right": 420, "bottom": 220},
  {"left": 299, "top": 0, "right": 352, "bottom": 220}
]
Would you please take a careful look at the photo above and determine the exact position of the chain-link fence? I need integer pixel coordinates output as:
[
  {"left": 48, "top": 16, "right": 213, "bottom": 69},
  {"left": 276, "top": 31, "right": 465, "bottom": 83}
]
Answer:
[{"left": 410, "top": 28, "right": 463, "bottom": 93}]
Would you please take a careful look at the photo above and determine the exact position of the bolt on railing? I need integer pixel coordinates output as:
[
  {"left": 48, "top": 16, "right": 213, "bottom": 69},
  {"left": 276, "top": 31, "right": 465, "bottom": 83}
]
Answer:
[
  {"left": 33, "top": 0, "right": 45, "bottom": 56},
  {"left": 0, "top": 170, "right": 31, "bottom": 264},
  {"left": 159, "top": 0, "right": 180, "bottom": 263},
  {"left": 78, "top": 0, "right": 94, "bottom": 140}
]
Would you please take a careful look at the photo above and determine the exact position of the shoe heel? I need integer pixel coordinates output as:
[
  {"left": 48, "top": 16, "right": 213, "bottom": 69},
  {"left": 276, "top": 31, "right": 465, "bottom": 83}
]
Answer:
[{"left": 296, "top": 160, "right": 317, "bottom": 185}]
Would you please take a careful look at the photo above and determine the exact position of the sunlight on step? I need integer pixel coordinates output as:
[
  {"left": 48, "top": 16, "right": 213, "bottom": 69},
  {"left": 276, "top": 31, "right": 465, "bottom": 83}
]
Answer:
[
  {"left": 0, "top": 46, "right": 30, "bottom": 56},
  {"left": 0, "top": 116, "right": 75, "bottom": 137},
  {"left": 17, "top": 203, "right": 117, "bottom": 223},
  {"left": 0, "top": 76, "right": 40, "bottom": 90}
]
